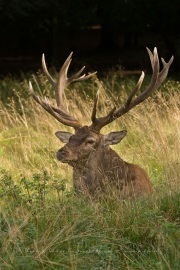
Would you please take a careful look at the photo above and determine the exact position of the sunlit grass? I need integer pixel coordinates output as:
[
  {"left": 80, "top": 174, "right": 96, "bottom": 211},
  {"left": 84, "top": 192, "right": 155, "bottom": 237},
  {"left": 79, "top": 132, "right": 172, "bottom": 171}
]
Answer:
[{"left": 0, "top": 72, "right": 179, "bottom": 269}]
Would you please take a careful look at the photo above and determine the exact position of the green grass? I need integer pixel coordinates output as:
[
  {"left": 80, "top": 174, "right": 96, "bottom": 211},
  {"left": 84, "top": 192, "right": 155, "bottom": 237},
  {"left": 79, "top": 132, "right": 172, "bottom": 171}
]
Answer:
[{"left": 0, "top": 72, "right": 179, "bottom": 269}]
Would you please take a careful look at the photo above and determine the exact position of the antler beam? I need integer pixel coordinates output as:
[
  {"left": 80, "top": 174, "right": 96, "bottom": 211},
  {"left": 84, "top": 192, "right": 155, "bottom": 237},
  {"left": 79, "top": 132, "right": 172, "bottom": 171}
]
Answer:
[
  {"left": 29, "top": 52, "right": 96, "bottom": 130},
  {"left": 90, "top": 47, "right": 174, "bottom": 131}
]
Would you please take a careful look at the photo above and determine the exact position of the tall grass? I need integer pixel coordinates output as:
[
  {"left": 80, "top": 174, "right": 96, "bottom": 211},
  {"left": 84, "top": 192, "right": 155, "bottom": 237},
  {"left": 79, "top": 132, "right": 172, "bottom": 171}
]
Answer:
[{"left": 0, "top": 72, "right": 179, "bottom": 269}]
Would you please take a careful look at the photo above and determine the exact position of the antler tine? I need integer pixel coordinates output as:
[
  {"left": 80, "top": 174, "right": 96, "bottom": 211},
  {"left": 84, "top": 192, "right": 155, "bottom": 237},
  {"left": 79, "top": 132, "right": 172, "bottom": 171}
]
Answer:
[
  {"left": 146, "top": 47, "right": 155, "bottom": 71},
  {"left": 56, "top": 52, "right": 73, "bottom": 105},
  {"left": 154, "top": 56, "right": 174, "bottom": 89},
  {"left": 129, "top": 47, "right": 160, "bottom": 106},
  {"left": 43, "top": 51, "right": 97, "bottom": 108},
  {"left": 67, "top": 67, "right": 97, "bottom": 84},
  {"left": 29, "top": 81, "right": 81, "bottom": 130},
  {"left": 91, "top": 89, "right": 100, "bottom": 122},
  {"left": 30, "top": 52, "right": 97, "bottom": 130},
  {"left": 90, "top": 47, "right": 173, "bottom": 132},
  {"left": 91, "top": 89, "right": 116, "bottom": 129},
  {"left": 146, "top": 48, "right": 174, "bottom": 90},
  {"left": 56, "top": 52, "right": 97, "bottom": 105},
  {"left": 42, "top": 54, "right": 56, "bottom": 89},
  {"left": 125, "top": 71, "right": 145, "bottom": 108},
  {"left": 131, "top": 48, "right": 173, "bottom": 107},
  {"left": 68, "top": 66, "right": 86, "bottom": 82}
]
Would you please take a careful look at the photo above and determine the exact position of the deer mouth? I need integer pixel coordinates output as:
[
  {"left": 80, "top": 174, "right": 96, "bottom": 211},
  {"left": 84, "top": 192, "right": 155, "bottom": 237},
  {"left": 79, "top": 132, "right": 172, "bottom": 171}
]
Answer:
[{"left": 56, "top": 150, "right": 78, "bottom": 164}]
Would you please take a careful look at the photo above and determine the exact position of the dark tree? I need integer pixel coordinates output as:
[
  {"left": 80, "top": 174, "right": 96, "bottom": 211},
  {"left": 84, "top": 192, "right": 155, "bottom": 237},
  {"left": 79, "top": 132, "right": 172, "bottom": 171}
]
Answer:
[{"left": 0, "top": 0, "right": 179, "bottom": 72}]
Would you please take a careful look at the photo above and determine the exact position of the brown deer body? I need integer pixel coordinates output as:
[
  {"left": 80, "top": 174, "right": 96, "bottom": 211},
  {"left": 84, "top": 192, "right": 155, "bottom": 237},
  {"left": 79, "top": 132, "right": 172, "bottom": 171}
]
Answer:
[
  {"left": 29, "top": 48, "right": 173, "bottom": 198},
  {"left": 56, "top": 126, "right": 152, "bottom": 198}
]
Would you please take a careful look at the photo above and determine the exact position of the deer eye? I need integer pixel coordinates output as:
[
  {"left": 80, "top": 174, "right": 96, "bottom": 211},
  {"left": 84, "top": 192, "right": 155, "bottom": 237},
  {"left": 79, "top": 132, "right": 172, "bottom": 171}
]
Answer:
[{"left": 86, "top": 138, "right": 95, "bottom": 144}]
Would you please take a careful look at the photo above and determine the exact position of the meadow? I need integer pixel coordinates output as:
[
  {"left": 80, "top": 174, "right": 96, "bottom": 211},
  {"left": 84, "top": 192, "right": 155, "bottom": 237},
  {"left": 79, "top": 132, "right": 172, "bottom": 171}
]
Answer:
[{"left": 0, "top": 70, "right": 179, "bottom": 269}]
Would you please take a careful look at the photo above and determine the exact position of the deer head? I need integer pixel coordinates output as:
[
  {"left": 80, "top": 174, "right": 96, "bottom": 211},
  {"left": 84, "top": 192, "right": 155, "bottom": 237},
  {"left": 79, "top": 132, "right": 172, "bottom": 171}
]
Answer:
[
  {"left": 55, "top": 127, "right": 127, "bottom": 165},
  {"left": 29, "top": 48, "right": 173, "bottom": 167}
]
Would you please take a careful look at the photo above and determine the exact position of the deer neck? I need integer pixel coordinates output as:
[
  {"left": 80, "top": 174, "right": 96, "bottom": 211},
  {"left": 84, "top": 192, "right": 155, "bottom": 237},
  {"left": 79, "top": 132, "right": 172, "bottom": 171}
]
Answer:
[{"left": 72, "top": 145, "right": 126, "bottom": 178}]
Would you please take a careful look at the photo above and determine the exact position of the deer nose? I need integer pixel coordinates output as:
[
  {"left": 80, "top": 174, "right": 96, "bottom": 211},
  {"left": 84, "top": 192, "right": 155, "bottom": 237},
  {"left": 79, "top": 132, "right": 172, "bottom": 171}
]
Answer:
[{"left": 57, "top": 149, "right": 68, "bottom": 160}]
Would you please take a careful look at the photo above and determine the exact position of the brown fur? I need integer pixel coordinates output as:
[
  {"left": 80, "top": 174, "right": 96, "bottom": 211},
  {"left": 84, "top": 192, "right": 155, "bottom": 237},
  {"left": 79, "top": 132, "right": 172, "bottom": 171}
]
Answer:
[{"left": 56, "top": 126, "right": 153, "bottom": 198}]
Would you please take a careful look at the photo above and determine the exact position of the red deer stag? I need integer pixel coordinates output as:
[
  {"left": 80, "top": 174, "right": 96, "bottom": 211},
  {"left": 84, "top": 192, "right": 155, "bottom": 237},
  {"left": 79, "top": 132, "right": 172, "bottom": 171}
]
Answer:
[{"left": 29, "top": 48, "right": 173, "bottom": 198}]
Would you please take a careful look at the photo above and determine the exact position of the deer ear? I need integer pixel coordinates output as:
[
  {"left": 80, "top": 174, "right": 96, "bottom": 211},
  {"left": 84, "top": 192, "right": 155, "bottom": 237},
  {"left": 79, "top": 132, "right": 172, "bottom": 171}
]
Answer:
[
  {"left": 55, "top": 131, "right": 73, "bottom": 143},
  {"left": 104, "top": 130, "right": 127, "bottom": 145}
]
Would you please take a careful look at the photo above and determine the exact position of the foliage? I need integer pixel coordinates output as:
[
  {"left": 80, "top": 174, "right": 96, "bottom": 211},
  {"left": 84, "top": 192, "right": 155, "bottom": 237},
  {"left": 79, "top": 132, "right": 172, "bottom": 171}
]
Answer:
[
  {"left": 0, "top": 169, "right": 179, "bottom": 269},
  {"left": 0, "top": 72, "right": 179, "bottom": 269}
]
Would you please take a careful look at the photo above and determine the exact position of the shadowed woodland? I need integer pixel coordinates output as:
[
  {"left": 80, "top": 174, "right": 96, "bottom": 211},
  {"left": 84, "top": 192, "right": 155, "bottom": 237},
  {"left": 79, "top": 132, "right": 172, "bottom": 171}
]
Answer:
[{"left": 0, "top": 0, "right": 180, "bottom": 75}]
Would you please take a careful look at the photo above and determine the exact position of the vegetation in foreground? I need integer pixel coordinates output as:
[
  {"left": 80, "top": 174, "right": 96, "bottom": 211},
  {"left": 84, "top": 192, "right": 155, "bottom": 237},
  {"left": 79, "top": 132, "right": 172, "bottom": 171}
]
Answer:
[{"left": 0, "top": 72, "right": 179, "bottom": 269}]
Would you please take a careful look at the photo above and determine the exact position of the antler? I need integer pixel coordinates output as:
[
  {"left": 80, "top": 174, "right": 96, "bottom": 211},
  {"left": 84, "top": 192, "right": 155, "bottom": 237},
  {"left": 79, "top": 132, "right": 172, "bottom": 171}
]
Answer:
[
  {"left": 90, "top": 47, "right": 174, "bottom": 131},
  {"left": 29, "top": 52, "right": 96, "bottom": 130}
]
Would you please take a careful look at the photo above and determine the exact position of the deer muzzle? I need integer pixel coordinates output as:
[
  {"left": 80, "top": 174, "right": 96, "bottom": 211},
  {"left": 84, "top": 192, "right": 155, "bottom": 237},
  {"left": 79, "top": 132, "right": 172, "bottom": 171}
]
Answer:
[{"left": 56, "top": 149, "right": 68, "bottom": 161}]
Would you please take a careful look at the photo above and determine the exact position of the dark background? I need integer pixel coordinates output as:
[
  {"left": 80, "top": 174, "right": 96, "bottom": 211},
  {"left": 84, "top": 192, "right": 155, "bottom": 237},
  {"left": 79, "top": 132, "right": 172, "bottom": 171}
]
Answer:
[{"left": 0, "top": 0, "right": 179, "bottom": 76}]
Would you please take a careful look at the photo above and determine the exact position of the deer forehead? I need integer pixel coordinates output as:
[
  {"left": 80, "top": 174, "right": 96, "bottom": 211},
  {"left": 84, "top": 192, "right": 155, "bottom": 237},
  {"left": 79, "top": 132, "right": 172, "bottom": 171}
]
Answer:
[{"left": 71, "top": 126, "right": 101, "bottom": 141}]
